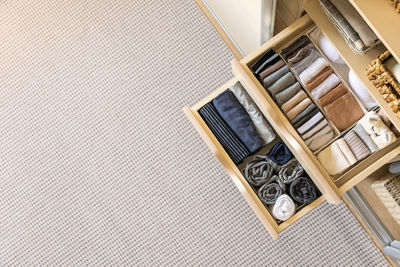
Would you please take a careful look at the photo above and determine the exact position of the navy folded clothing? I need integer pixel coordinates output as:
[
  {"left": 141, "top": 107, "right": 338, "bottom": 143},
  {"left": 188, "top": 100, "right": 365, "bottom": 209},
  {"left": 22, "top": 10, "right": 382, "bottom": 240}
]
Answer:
[
  {"left": 267, "top": 141, "right": 293, "bottom": 165},
  {"left": 213, "top": 90, "right": 264, "bottom": 153}
]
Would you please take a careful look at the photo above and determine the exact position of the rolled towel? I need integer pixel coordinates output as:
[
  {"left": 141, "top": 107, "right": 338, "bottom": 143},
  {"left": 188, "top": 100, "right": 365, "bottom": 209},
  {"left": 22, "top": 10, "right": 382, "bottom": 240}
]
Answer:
[
  {"left": 306, "top": 66, "right": 333, "bottom": 91},
  {"left": 293, "top": 108, "right": 320, "bottom": 129},
  {"left": 353, "top": 123, "right": 378, "bottom": 153},
  {"left": 386, "top": 57, "right": 400, "bottom": 84},
  {"left": 336, "top": 138, "right": 357, "bottom": 165},
  {"left": 287, "top": 43, "right": 314, "bottom": 65},
  {"left": 305, "top": 124, "right": 335, "bottom": 152},
  {"left": 317, "top": 139, "right": 352, "bottom": 175},
  {"left": 318, "top": 83, "right": 348, "bottom": 107},
  {"left": 359, "top": 111, "right": 397, "bottom": 149},
  {"left": 292, "top": 48, "right": 321, "bottom": 75},
  {"left": 267, "top": 72, "right": 296, "bottom": 97},
  {"left": 267, "top": 141, "right": 293, "bottom": 165},
  {"left": 199, "top": 103, "right": 250, "bottom": 164},
  {"left": 291, "top": 103, "right": 317, "bottom": 125},
  {"left": 263, "top": 65, "right": 290, "bottom": 88},
  {"left": 348, "top": 69, "right": 377, "bottom": 110},
  {"left": 343, "top": 130, "right": 370, "bottom": 161},
  {"left": 275, "top": 82, "right": 302, "bottom": 106},
  {"left": 309, "top": 27, "right": 345, "bottom": 64},
  {"left": 301, "top": 118, "right": 329, "bottom": 140},
  {"left": 245, "top": 155, "right": 275, "bottom": 186},
  {"left": 259, "top": 60, "right": 285, "bottom": 81},
  {"left": 229, "top": 82, "right": 276, "bottom": 144},
  {"left": 289, "top": 177, "right": 318, "bottom": 204},
  {"left": 278, "top": 158, "right": 304, "bottom": 185},
  {"left": 213, "top": 90, "right": 264, "bottom": 152},
  {"left": 258, "top": 182, "right": 283, "bottom": 205},
  {"left": 272, "top": 194, "right": 297, "bottom": 221},
  {"left": 297, "top": 112, "right": 324, "bottom": 135},
  {"left": 286, "top": 98, "right": 312, "bottom": 121},
  {"left": 281, "top": 90, "right": 307, "bottom": 113},
  {"left": 299, "top": 57, "right": 329, "bottom": 85},
  {"left": 311, "top": 73, "right": 341, "bottom": 99},
  {"left": 281, "top": 36, "right": 311, "bottom": 60}
]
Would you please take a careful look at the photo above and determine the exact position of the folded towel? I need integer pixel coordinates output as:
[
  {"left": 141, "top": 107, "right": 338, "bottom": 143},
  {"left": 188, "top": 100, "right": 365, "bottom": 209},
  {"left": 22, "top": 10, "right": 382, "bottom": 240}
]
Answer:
[
  {"left": 336, "top": 138, "right": 357, "bottom": 165},
  {"left": 359, "top": 111, "right": 397, "bottom": 149},
  {"left": 275, "top": 82, "right": 301, "bottom": 106},
  {"left": 299, "top": 57, "right": 329, "bottom": 85},
  {"left": 199, "top": 103, "right": 250, "bottom": 164},
  {"left": 324, "top": 91, "right": 364, "bottom": 131},
  {"left": 319, "top": 83, "right": 348, "bottom": 107},
  {"left": 305, "top": 124, "right": 335, "bottom": 152},
  {"left": 309, "top": 27, "right": 345, "bottom": 64},
  {"left": 286, "top": 98, "right": 312, "bottom": 121},
  {"left": 263, "top": 65, "right": 290, "bottom": 88},
  {"left": 213, "top": 90, "right": 264, "bottom": 152},
  {"left": 301, "top": 118, "right": 329, "bottom": 140},
  {"left": 348, "top": 69, "right": 377, "bottom": 110},
  {"left": 258, "top": 182, "right": 283, "bottom": 205},
  {"left": 253, "top": 52, "right": 280, "bottom": 76},
  {"left": 267, "top": 72, "right": 296, "bottom": 97},
  {"left": 353, "top": 123, "right": 378, "bottom": 153},
  {"left": 281, "top": 36, "right": 311, "bottom": 60},
  {"left": 229, "top": 82, "right": 276, "bottom": 144},
  {"left": 278, "top": 158, "right": 304, "bottom": 186},
  {"left": 317, "top": 139, "right": 351, "bottom": 175},
  {"left": 292, "top": 48, "right": 321, "bottom": 75},
  {"left": 281, "top": 90, "right": 307, "bottom": 113},
  {"left": 245, "top": 155, "right": 275, "bottom": 186},
  {"left": 287, "top": 43, "right": 314, "bottom": 65},
  {"left": 259, "top": 60, "right": 285, "bottom": 81},
  {"left": 343, "top": 130, "right": 370, "bottom": 161},
  {"left": 306, "top": 66, "right": 333, "bottom": 91},
  {"left": 291, "top": 103, "right": 317, "bottom": 125},
  {"left": 297, "top": 112, "right": 324, "bottom": 134},
  {"left": 311, "top": 73, "right": 341, "bottom": 99},
  {"left": 293, "top": 108, "right": 320, "bottom": 129},
  {"left": 289, "top": 177, "right": 318, "bottom": 204},
  {"left": 267, "top": 141, "right": 293, "bottom": 165},
  {"left": 272, "top": 194, "right": 297, "bottom": 221}
]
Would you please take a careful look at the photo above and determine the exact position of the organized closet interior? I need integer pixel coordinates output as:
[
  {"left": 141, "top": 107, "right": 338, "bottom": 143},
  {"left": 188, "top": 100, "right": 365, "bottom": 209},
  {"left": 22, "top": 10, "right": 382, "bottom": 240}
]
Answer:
[{"left": 185, "top": 0, "right": 400, "bottom": 241}]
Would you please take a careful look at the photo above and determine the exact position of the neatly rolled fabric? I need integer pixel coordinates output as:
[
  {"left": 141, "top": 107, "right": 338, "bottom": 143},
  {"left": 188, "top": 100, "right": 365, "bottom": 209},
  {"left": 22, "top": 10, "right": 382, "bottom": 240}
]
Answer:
[
  {"left": 311, "top": 73, "right": 341, "bottom": 99},
  {"left": 286, "top": 98, "right": 312, "bottom": 121},
  {"left": 199, "top": 103, "right": 250, "bottom": 164},
  {"left": 293, "top": 108, "right": 320, "bottom": 129},
  {"left": 275, "top": 82, "right": 301, "bottom": 106},
  {"left": 267, "top": 72, "right": 296, "bottom": 97},
  {"left": 309, "top": 27, "right": 345, "bottom": 64},
  {"left": 245, "top": 155, "right": 275, "bottom": 186},
  {"left": 336, "top": 138, "right": 357, "bottom": 165},
  {"left": 386, "top": 57, "right": 400, "bottom": 84},
  {"left": 305, "top": 125, "right": 335, "bottom": 152},
  {"left": 229, "top": 82, "right": 276, "bottom": 144},
  {"left": 297, "top": 112, "right": 324, "bottom": 135},
  {"left": 317, "top": 139, "right": 352, "bottom": 175},
  {"left": 353, "top": 123, "right": 378, "bottom": 153},
  {"left": 299, "top": 57, "right": 329, "bottom": 85},
  {"left": 272, "top": 194, "right": 297, "bottom": 221},
  {"left": 213, "top": 90, "right": 264, "bottom": 152},
  {"left": 278, "top": 158, "right": 304, "bottom": 185},
  {"left": 281, "top": 36, "right": 311, "bottom": 60},
  {"left": 259, "top": 60, "right": 285, "bottom": 81},
  {"left": 281, "top": 90, "right": 307, "bottom": 113},
  {"left": 287, "top": 43, "right": 314, "bottom": 65},
  {"left": 343, "top": 130, "right": 370, "bottom": 161},
  {"left": 301, "top": 118, "right": 329, "bottom": 140},
  {"left": 318, "top": 83, "right": 348, "bottom": 107},
  {"left": 258, "top": 182, "right": 283, "bottom": 205},
  {"left": 289, "top": 177, "right": 318, "bottom": 204},
  {"left": 306, "top": 66, "right": 334, "bottom": 92},
  {"left": 292, "top": 48, "right": 321, "bottom": 75},
  {"left": 348, "top": 69, "right": 377, "bottom": 110},
  {"left": 263, "top": 65, "right": 290, "bottom": 88},
  {"left": 291, "top": 103, "right": 317, "bottom": 125},
  {"left": 267, "top": 141, "right": 293, "bottom": 165},
  {"left": 359, "top": 111, "right": 397, "bottom": 149}
]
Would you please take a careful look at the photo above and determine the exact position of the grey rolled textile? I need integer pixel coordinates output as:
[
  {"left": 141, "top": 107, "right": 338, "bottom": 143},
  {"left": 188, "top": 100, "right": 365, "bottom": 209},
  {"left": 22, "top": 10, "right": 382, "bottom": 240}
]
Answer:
[
  {"left": 245, "top": 155, "right": 275, "bottom": 186},
  {"left": 258, "top": 182, "right": 283, "bottom": 205}
]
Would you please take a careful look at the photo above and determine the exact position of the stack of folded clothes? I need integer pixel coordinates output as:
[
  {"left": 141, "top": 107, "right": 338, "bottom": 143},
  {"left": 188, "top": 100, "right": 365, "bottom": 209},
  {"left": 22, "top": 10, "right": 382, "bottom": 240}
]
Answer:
[
  {"left": 283, "top": 35, "right": 365, "bottom": 132},
  {"left": 198, "top": 82, "right": 276, "bottom": 164},
  {"left": 317, "top": 111, "right": 397, "bottom": 175},
  {"left": 252, "top": 48, "right": 335, "bottom": 152},
  {"left": 245, "top": 141, "right": 319, "bottom": 221}
]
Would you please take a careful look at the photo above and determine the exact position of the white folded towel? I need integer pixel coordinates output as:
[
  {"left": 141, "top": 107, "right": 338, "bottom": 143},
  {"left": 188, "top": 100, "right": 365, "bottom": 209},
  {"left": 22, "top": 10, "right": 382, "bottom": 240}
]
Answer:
[
  {"left": 311, "top": 73, "right": 341, "bottom": 99},
  {"left": 299, "top": 57, "right": 329, "bottom": 85},
  {"left": 348, "top": 69, "right": 377, "bottom": 110}
]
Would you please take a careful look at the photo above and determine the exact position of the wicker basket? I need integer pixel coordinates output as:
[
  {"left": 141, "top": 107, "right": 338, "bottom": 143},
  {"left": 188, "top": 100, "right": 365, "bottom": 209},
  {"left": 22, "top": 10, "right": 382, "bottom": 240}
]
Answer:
[{"left": 372, "top": 175, "right": 400, "bottom": 224}]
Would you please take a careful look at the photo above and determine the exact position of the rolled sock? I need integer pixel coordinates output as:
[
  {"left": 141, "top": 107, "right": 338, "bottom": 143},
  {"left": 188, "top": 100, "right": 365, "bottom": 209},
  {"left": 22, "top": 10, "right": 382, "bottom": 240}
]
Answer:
[
  {"left": 272, "top": 194, "right": 296, "bottom": 221},
  {"left": 291, "top": 103, "right": 317, "bottom": 125},
  {"left": 359, "top": 111, "right": 397, "bottom": 149},
  {"left": 199, "top": 103, "right": 250, "bottom": 164},
  {"left": 297, "top": 112, "right": 324, "bottom": 135},
  {"left": 343, "top": 130, "right": 370, "bottom": 161},
  {"left": 213, "top": 90, "right": 264, "bottom": 152},
  {"left": 306, "top": 67, "right": 333, "bottom": 91},
  {"left": 348, "top": 69, "right": 377, "bottom": 110},
  {"left": 286, "top": 99, "right": 312, "bottom": 121},
  {"left": 229, "top": 82, "right": 276, "bottom": 144},
  {"left": 336, "top": 138, "right": 357, "bottom": 165},
  {"left": 330, "top": 0, "right": 378, "bottom": 47},
  {"left": 287, "top": 43, "right": 314, "bottom": 65},
  {"left": 292, "top": 48, "right": 321, "bottom": 75},
  {"left": 289, "top": 177, "right": 317, "bottom": 204},
  {"left": 258, "top": 183, "right": 283, "bottom": 205},
  {"left": 389, "top": 161, "right": 400, "bottom": 174},
  {"left": 311, "top": 74, "right": 341, "bottom": 99},
  {"left": 281, "top": 90, "right": 307, "bottom": 113},
  {"left": 275, "top": 82, "right": 301, "bottom": 106},
  {"left": 309, "top": 27, "right": 345, "bottom": 64},
  {"left": 259, "top": 60, "right": 285, "bottom": 81},
  {"left": 299, "top": 57, "right": 329, "bottom": 85},
  {"left": 319, "top": 83, "right": 348, "bottom": 107},
  {"left": 306, "top": 125, "right": 335, "bottom": 151},
  {"left": 245, "top": 155, "right": 275, "bottom": 186},
  {"left": 324, "top": 91, "right": 364, "bottom": 131},
  {"left": 317, "top": 139, "right": 351, "bottom": 175},
  {"left": 267, "top": 141, "right": 293, "bottom": 165},
  {"left": 281, "top": 36, "right": 311, "bottom": 60},
  {"left": 353, "top": 123, "right": 378, "bottom": 153},
  {"left": 277, "top": 158, "right": 304, "bottom": 185},
  {"left": 302, "top": 119, "right": 329, "bottom": 140},
  {"left": 386, "top": 57, "right": 400, "bottom": 84},
  {"left": 267, "top": 72, "right": 296, "bottom": 97},
  {"left": 293, "top": 108, "right": 320, "bottom": 129},
  {"left": 263, "top": 65, "right": 289, "bottom": 88}
]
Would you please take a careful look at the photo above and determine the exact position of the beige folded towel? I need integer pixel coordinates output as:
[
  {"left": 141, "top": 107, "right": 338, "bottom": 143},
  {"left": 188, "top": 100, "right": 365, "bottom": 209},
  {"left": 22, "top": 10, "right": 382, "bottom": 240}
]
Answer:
[
  {"left": 336, "top": 138, "right": 357, "bottom": 165},
  {"left": 317, "top": 139, "right": 352, "bottom": 176},
  {"left": 286, "top": 98, "right": 312, "bottom": 121},
  {"left": 281, "top": 90, "right": 307, "bottom": 113}
]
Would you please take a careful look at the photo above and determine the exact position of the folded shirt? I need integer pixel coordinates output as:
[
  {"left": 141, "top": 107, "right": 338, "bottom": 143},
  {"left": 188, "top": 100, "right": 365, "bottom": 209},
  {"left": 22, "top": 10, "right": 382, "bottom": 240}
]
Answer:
[
  {"left": 259, "top": 60, "right": 285, "bottom": 81},
  {"left": 305, "top": 124, "right": 335, "bottom": 152},
  {"left": 297, "top": 112, "right": 324, "bottom": 135},
  {"left": 275, "top": 82, "right": 301, "bottom": 106},
  {"left": 213, "top": 90, "right": 264, "bottom": 153},
  {"left": 319, "top": 83, "right": 348, "bottom": 107},
  {"left": 293, "top": 107, "right": 320, "bottom": 129},
  {"left": 317, "top": 139, "right": 352, "bottom": 176},
  {"left": 281, "top": 90, "right": 307, "bottom": 113},
  {"left": 287, "top": 43, "right": 314, "bottom": 65},
  {"left": 311, "top": 73, "right": 341, "bottom": 99},
  {"left": 336, "top": 138, "right": 357, "bottom": 165},
  {"left": 263, "top": 65, "right": 290, "bottom": 88},
  {"left": 299, "top": 57, "right": 329, "bottom": 85},
  {"left": 252, "top": 50, "right": 279, "bottom": 76},
  {"left": 229, "top": 82, "right": 276, "bottom": 144},
  {"left": 306, "top": 66, "right": 333, "bottom": 91},
  {"left": 343, "top": 130, "right": 370, "bottom": 161},
  {"left": 302, "top": 118, "right": 329, "bottom": 140},
  {"left": 291, "top": 103, "right": 317, "bottom": 125},
  {"left": 286, "top": 98, "right": 312, "bottom": 121},
  {"left": 292, "top": 48, "right": 321, "bottom": 75},
  {"left": 353, "top": 123, "right": 378, "bottom": 153},
  {"left": 281, "top": 35, "right": 311, "bottom": 60},
  {"left": 267, "top": 72, "right": 296, "bottom": 97}
]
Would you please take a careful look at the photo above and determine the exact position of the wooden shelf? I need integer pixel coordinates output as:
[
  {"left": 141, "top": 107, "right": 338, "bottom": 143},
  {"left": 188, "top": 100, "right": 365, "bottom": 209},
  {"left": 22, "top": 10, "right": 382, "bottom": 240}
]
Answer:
[
  {"left": 304, "top": 0, "right": 400, "bottom": 134},
  {"left": 349, "top": 0, "right": 400, "bottom": 64}
]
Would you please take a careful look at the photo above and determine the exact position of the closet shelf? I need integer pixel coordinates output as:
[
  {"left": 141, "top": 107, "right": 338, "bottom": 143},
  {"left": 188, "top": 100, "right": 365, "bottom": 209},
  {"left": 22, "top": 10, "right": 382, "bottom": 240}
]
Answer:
[{"left": 304, "top": 0, "right": 400, "bottom": 134}]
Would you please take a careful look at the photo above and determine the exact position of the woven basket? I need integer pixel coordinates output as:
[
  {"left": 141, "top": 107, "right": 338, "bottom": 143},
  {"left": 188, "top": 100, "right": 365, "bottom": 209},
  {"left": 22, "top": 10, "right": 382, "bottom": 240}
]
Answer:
[{"left": 372, "top": 175, "right": 400, "bottom": 224}]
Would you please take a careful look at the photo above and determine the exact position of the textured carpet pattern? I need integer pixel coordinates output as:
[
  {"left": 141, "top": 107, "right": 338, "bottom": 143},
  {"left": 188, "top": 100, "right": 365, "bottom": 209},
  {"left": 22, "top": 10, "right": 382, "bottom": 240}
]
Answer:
[{"left": 0, "top": 0, "right": 388, "bottom": 265}]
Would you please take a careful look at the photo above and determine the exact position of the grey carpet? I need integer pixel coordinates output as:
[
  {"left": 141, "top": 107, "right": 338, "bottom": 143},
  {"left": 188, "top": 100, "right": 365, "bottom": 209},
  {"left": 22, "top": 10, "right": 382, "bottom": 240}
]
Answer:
[{"left": 0, "top": 0, "right": 389, "bottom": 265}]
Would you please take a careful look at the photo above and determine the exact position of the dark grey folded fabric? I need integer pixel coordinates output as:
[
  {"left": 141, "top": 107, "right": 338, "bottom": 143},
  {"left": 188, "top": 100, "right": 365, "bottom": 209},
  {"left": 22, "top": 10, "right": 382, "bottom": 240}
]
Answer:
[
  {"left": 199, "top": 103, "right": 250, "bottom": 164},
  {"left": 263, "top": 65, "right": 289, "bottom": 88},
  {"left": 213, "top": 90, "right": 264, "bottom": 153},
  {"left": 275, "top": 82, "right": 302, "bottom": 106},
  {"left": 245, "top": 155, "right": 275, "bottom": 186},
  {"left": 289, "top": 177, "right": 318, "bottom": 204},
  {"left": 291, "top": 48, "right": 321, "bottom": 76},
  {"left": 291, "top": 103, "right": 317, "bottom": 125},
  {"left": 267, "top": 72, "right": 296, "bottom": 97},
  {"left": 281, "top": 35, "right": 311, "bottom": 60},
  {"left": 258, "top": 182, "right": 283, "bottom": 205},
  {"left": 254, "top": 54, "right": 280, "bottom": 77},
  {"left": 251, "top": 49, "right": 276, "bottom": 75}
]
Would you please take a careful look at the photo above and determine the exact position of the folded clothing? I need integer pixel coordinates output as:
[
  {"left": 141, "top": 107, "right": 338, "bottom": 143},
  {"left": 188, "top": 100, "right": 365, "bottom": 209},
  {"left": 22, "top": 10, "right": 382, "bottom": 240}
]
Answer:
[
  {"left": 317, "top": 139, "right": 352, "bottom": 175},
  {"left": 289, "top": 177, "right": 318, "bottom": 204},
  {"left": 299, "top": 57, "right": 329, "bottom": 85},
  {"left": 318, "top": 83, "right": 348, "bottom": 107},
  {"left": 291, "top": 103, "right": 317, "bottom": 125},
  {"left": 229, "top": 82, "right": 276, "bottom": 144},
  {"left": 305, "top": 124, "right": 335, "bottom": 152},
  {"left": 306, "top": 66, "right": 334, "bottom": 91},
  {"left": 301, "top": 118, "right": 329, "bottom": 140},
  {"left": 336, "top": 138, "right": 357, "bottom": 165},
  {"left": 267, "top": 141, "right": 293, "bottom": 165},
  {"left": 348, "top": 69, "right": 377, "bottom": 110},
  {"left": 297, "top": 112, "right": 324, "bottom": 135},
  {"left": 310, "top": 73, "right": 341, "bottom": 99},
  {"left": 275, "top": 82, "right": 301, "bottom": 106},
  {"left": 281, "top": 90, "right": 307, "bottom": 113},
  {"left": 263, "top": 65, "right": 290, "bottom": 88},
  {"left": 343, "top": 130, "right": 370, "bottom": 161},
  {"left": 287, "top": 43, "right": 314, "bottom": 65},
  {"left": 258, "top": 182, "right": 283, "bottom": 205},
  {"left": 277, "top": 158, "right": 304, "bottom": 186},
  {"left": 259, "top": 60, "right": 285, "bottom": 81},
  {"left": 281, "top": 36, "right": 311, "bottom": 60},
  {"left": 267, "top": 72, "right": 296, "bottom": 97},
  {"left": 272, "top": 194, "right": 297, "bottom": 221},
  {"left": 353, "top": 123, "right": 378, "bottom": 153},
  {"left": 286, "top": 98, "right": 312, "bottom": 121},
  {"left": 309, "top": 27, "right": 345, "bottom": 65},
  {"left": 359, "top": 111, "right": 397, "bottom": 149},
  {"left": 199, "top": 103, "right": 250, "bottom": 164},
  {"left": 252, "top": 49, "right": 278, "bottom": 76},
  {"left": 292, "top": 48, "right": 321, "bottom": 76},
  {"left": 213, "top": 90, "right": 264, "bottom": 153},
  {"left": 293, "top": 108, "right": 320, "bottom": 129},
  {"left": 245, "top": 155, "right": 275, "bottom": 186}
]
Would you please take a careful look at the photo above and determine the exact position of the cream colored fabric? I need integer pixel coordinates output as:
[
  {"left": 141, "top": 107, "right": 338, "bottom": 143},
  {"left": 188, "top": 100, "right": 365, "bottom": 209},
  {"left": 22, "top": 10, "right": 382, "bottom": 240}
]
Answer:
[
  {"left": 336, "top": 138, "right": 357, "bottom": 165},
  {"left": 299, "top": 57, "right": 329, "bottom": 85},
  {"left": 272, "top": 194, "right": 296, "bottom": 221},
  {"left": 359, "top": 111, "right": 397, "bottom": 149},
  {"left": 317, "top": 140, "right": 352, "bottom": 175},
  {"left": 305, "top": 125, "right": 335, "bottom": 152}
]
